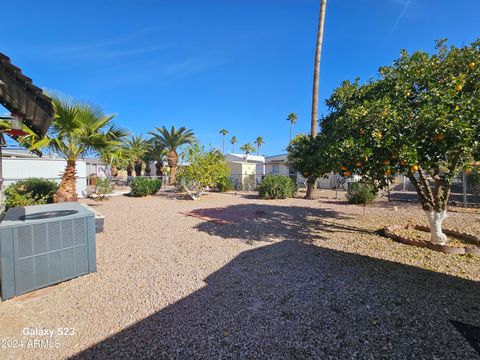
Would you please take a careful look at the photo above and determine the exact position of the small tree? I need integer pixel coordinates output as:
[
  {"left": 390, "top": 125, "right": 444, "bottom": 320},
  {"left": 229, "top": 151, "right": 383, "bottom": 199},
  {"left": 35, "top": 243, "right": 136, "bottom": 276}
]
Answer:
[
  {"left": 287, "top": 134, "right": 332, "bottom": 199},
  {"left": 323, "top": 39, "right": 480, "bottom": 244},
  {"left": 177, "top": 144, "right": 230, "bottom": 189}
]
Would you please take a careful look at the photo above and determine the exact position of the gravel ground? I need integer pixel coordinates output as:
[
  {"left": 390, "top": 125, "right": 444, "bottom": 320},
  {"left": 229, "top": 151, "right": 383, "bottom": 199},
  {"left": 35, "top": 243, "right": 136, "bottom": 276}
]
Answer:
[{"left": 0, "top": 189, "right": 479, "bottom": 359}]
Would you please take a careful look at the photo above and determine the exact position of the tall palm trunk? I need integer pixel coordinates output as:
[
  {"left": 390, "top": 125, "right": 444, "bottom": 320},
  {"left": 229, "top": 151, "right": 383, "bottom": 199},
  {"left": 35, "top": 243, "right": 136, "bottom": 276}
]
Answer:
[
  {"left": 306, "top": 0, "right": 327, "bottom": 200},
  {"left": 222, "top": 136, "right": 225, "bottom": 154},
  {"left": 167, "top": 150, "right": 178, "bottom": 185},
  {"left": 55, "top": 159, "right": 78, "bottom": 203},
  {"left": 289, "top": 124, "right": 293, "bottom": 144},
  {"left": 155, "top": 160, "right": 164, "bottom": 176},
  {"left": 126, "top": 164, "right": 133, "bottom": 177},
  {"left": 134, "top": 160, "right": 142, "bottom": 177},
  {"left": 111, "top": 165, "right": 119, "bottom": 177},
  {"left": 145, "top": 162, "right": 152, "bottom": 176}
]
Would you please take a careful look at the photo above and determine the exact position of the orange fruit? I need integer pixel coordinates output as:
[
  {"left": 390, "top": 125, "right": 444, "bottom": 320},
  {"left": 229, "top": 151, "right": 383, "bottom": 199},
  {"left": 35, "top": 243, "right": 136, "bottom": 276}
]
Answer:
[
  {"left": 400, "top": 160, "right": 406, "bottom": 166},
  {"left": 411, "top": 165, "right": 419, "bottom": 172},
  {"left": 469, "top": 62, "right": 476, "bottom": 69},
  {"left": 355, "top": 162, "right": 362, "bottom": 167},
  {"left": 455, "top": 84, "right": 463, "bottom": 91},
  {"left": 341, "top": 166, "right": 347, "bottom": 171},
  {"left": 436, "top": 134, "right": 444, "bottom": 141},
  {"left": 385, "top": 170, "right": 391, "bottom": 176},
  {"left": 465, "top": 169, "right": 472, "bottom": 175},
  {"left": 344, "top": 171, "right": 351, "bottom": 177},
  {"left": 383, "top": 159, "right": 390, "bottom": 165}
]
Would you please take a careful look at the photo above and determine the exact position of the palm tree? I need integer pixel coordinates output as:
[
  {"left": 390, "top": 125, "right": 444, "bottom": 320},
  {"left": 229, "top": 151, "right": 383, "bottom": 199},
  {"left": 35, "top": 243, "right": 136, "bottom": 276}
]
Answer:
[
  {"left": 100, "top": 144, "right": 130, "bottom": 178},
  {"left": 287, "top": 113, "right": 298, "bottom": 144},
  {"left": 311, "top": 0, "right": 327, "bottom": 137},
  {"left": 29, "top": 94, "right": 128, "bottom": 202},
  {"left": 255, "top": 136, "right": 264, "bottom": 155},
  {"left": 148, "top": 126, "right": 195, "bottom": 185},
  {"left": 240, "top": 143, "right": 255, "bottom": 156},
  {"left": 124, "top": 134, "right": 150, "bottom": 177},
  {"left": 230, "top": 136, "right": 238, "bottom": 153},
  {"left": 219, "top": 129, "right": 229, "bottom": 154},
  {"left": 148, "top": 139, "right": 166, "bottom": 176},
  {"left": 307, "top": 0, "right": 327, "bottom": 200}
]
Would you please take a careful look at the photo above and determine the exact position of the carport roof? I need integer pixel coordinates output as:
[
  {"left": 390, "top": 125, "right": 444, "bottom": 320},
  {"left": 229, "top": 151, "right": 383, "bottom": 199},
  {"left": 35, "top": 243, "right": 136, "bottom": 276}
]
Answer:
[{"left": 0, "top": 52, "right": 54, "bottom": 137}]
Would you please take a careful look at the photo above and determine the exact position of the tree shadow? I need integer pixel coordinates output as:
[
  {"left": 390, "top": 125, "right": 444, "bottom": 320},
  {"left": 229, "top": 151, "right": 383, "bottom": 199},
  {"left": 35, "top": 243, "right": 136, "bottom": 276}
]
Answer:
[
  {"left": 70, "top": 241, "right": 480, "bottom": 359},
  {"left": 191, "top": 203, "right": 368, "bottom": 244}
]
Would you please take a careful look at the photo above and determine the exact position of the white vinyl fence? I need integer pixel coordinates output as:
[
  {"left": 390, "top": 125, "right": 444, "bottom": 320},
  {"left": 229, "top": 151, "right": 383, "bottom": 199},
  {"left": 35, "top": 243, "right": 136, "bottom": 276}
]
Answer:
[{"left": 2, "top": 157, "right": 87, "bottom": 198}]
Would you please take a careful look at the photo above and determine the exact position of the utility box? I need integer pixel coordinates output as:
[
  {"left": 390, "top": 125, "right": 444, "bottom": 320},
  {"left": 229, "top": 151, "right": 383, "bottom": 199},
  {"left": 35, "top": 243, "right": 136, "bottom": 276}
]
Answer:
[{"left": 0, "top": 202, "right": 96, "bottom": 300}]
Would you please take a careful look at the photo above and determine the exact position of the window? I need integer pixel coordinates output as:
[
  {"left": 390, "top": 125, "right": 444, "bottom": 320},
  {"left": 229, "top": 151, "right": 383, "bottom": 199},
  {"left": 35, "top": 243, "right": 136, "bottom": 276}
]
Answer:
[{"left": 272, "top": 164, "right": 280, "bottom": 174}]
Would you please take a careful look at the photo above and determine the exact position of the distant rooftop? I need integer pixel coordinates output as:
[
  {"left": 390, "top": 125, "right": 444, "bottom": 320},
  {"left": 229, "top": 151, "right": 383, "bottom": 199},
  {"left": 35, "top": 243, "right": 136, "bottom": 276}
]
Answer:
[{"left": 225, "top": 153, "right": 265, "bottom": 163}]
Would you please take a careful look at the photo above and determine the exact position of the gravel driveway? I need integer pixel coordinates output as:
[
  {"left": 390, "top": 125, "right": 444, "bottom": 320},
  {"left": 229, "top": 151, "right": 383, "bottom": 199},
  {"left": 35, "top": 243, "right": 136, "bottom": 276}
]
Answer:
[{"left": 0, "top": 190, "right": 479, "bottom": 359}]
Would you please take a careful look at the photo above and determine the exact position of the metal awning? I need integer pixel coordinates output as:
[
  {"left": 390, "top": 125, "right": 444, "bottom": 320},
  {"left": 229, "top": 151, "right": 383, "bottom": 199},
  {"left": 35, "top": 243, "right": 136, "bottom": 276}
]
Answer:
[{"left": 0, "top": 52, "right": 54, "bottom": 137}]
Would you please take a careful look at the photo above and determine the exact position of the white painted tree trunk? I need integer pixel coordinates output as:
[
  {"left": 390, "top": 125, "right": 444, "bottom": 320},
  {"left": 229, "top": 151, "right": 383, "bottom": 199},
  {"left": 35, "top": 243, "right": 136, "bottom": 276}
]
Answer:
[{"left": 424, "top": 210, "right": 448, "bottom": 244}]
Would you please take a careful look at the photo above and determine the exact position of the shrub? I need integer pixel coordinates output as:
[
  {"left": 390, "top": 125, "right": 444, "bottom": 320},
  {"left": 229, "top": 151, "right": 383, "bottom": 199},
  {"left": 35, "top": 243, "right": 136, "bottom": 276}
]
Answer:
[
  {"left": 4, "top": 178, "right": 58, "bottom": 209},
  {"left": 258, "top": 175, "right": 298, "bottom": 199},
  {"left": 177, "top": 145, "right": 230, "bottom": 189},
  {"left": 346, "top": 182, "right": 377, "bottom": 205},
  {"left": 217, "top": 176, "right": 234, "bottom": 192},
  {"left": 130, "top": 177, "right": 161, "bottom": 197},
  {"left": 94, "top": 178, "right": 115, "bottom": 200}
]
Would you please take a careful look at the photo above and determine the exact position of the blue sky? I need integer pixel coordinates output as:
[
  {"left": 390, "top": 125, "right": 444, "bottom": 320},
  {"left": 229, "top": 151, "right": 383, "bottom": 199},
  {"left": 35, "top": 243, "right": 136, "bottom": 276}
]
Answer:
[{"left": 2, "top": 0, "right": 479, "bottom": 155}]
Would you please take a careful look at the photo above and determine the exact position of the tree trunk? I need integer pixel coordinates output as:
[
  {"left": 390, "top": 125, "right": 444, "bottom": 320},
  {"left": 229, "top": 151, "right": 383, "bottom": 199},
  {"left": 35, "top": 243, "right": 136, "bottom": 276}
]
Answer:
[
  {"left": 168, "top": 151, "right": 178, "bottom": 185},
  {"left": 126, "top": 164, "right": 133, "bottom": 177},
  {"left": 145, "top": 163, "right": 152, "bottom": 177},
  {"left": 424, "top": 210, "right": 448, "bottom": 244},
  {"left": 134, "top": 160, "right": 142, "bottom": 177},
  {"left": 290, "top": 125, "right": 293, "bottom": 144},
  {"left": 310, "top": 0, "right": 327, "bottom": 137},
  {"left": 155, "top": 161, "right": 164, "bottom": 176},
  {"left": 55, "top": 159, "right": 78, "bottom": 203},
  {"left": 407, "top": 168, "right": 453, "bottom": 244},
  {"left": 111, "top": 165, "right": 118, "bottom": 178},
  {"left": 305, "top": 180, "right": 316, "bottom": 200}
]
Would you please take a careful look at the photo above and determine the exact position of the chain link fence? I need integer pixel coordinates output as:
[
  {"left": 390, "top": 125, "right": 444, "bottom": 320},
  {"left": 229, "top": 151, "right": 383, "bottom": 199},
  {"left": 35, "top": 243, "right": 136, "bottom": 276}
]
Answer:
[{"left": 388, "top": 172, "right": 480, "bottom": 207}]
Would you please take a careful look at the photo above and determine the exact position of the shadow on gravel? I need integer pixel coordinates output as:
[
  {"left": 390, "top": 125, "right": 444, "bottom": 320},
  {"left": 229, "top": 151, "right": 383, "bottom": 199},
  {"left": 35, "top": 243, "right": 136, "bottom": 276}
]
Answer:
[
  {"left": 70, "top": 241, "right": 480, "bottom": 360},
  {"left": 192, "top": 203, "right": 365, "bottom": 244}
]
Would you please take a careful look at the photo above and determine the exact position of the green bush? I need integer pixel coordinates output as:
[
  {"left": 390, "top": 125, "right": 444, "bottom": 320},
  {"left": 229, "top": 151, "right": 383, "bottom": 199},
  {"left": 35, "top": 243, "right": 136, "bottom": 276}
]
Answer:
[
  {"left": 94, "top": 177, "right": 115, "bottom": 200},
  {"left": 217, "top": 176, "right": 234, "bottom": 192},
  {"left": 258, "top": 175, "right": 298, "bottom": 199},
  {"left": 177, "top": 145, "right": 230, "bottom": 189},
  {"left": 4, "top": 178, "right": 58, "bottom": 209},
  {"left": 346, "top": 182, "right": 377, "bottom": 205},
  {"left": 130, "top": 177, "right": 161, "bottom": 197}
]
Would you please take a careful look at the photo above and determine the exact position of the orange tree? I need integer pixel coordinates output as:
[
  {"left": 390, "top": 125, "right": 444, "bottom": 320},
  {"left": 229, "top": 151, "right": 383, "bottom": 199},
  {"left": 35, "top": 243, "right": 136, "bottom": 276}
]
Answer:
[
  {"left": 322, "top": 39, "right": 480, "bottom": 244},
  {"left": 287, "top": 133, "right": 334, "bottom": 198}
]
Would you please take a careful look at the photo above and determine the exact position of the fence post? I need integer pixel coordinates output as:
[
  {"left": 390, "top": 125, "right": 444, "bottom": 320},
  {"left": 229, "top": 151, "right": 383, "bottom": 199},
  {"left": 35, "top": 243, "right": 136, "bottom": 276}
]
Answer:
[{"left": 462, "top": 171, "right": 467, "bottom": 208}]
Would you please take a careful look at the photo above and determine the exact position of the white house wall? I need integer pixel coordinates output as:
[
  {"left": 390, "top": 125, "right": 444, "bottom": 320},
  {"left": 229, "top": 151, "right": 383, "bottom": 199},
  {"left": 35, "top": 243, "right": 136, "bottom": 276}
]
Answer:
[{"left": 3, "top": 158, "right": 87, "bottom": 198}]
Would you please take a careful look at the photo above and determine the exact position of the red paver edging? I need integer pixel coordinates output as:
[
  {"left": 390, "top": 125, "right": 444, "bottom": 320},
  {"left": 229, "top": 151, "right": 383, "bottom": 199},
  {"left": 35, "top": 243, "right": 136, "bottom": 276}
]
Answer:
[{"left": 384, "top": 224, "right": 480, "bottom": 256}]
